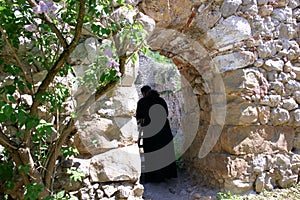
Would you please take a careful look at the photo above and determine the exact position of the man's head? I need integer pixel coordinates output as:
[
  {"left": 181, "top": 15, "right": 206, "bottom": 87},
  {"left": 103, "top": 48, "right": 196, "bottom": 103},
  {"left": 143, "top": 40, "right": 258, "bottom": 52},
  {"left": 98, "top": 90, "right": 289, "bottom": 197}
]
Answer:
[{"left": 141, "top": 85, "right": 151, "bottom": 97}]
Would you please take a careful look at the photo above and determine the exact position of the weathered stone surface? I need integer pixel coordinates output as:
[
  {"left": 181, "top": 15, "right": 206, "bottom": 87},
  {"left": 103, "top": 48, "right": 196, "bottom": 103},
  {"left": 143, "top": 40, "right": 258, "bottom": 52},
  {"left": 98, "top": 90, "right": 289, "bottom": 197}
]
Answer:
[
  {"left": 269, "top": 81, "right": 284, "bottom": 94},
  {"left": 121, "top": 58, "right": 139, "bottom": 87},
  {"left": 212, "top": 51, "right": 255, "bottom": 72},
  {"left": 221, "top": 0, "right": 242, "bottom": 18},
  {"left": 239, "top": 105, "right": 258, "bottom": 124},
  {"left": 225, "top": 99, "right": 258, "bottom": 125},
  {"left": 102, "top": 185, "right": 118, "bottom": 198},
  {"left": 117, "top": 185, "right": 133, "bottom": 199},
  {"left": 257, "top": 41, "right": 277, "bottom": 58},
  {"left": 205, "top": 16, "right": 251, "bottom": 48},
  {"left": 138, "top": 12, "right": 156, "bottom": 37},
  {"left": 260, "top": 95, "right": 281, "bottom": 107},
  {"left": 270, "top": 108, "right": 290, "bottom": 125},
  {"left": 224, "top": 179, "right": 253, "bottom": 194},
  {"left": 292, "top": 66, "right": 300, "bottom": 81},
  {"left": 195, "top": 153, "right": 229, "bottom": 178},
  {"left": 72, "top": 158, "right": 91, "bottom": 178},
  {"left": 221, "top": 126, "right": 294, "bottom": 155},
  {"left": 140, "top": 0, "right": 193, "bottom": 28},
  {"left": 259, "top": 5, "right": 273, "bottom": 16},
  {"left": 263, "top": 59, "right": 284, "bottom": 72},
  {"left": 282, "top": 98, "right": 298, "bottom": 111},
  {"left": 294, "top": 133, "right": 300, "bottom": 150},
  {"left": 75, "top": 117, "right": 120, "bottom": 155},
  {"left": 97, "top": 85, "right": 139, "bottom": 117},
  {"left": 89, "top": 145, "right": 141, "bottom": 183},
  {"left": 290, "top": 109, "right": 300, "bottom": 127},
  {"left": 70, "top": 37, "right": 100, "bottom": 65},
  {"left": 279, "top": 23, "right": 298, "bottom": 40},
  {"left": 295, "top": 91, "right": 300, "bottom": 104},
  {"left": 255, "top": 173, "right": 265, "bottom": 193},
  {"left": 223, "top": 68, "right": 268, "bottom": 97},
  {"left": 222, "top": 156, "right": 253, "bottom": 194},
  {"left": 272, "top": 7, "right": 293, "bottom": 21},
  {"left": 133, "top": 184, "right": 144, "bottom": 197},
  {"left": 114, "top": 117, "right": 139, "bottom": 141},
  {"left": 257, "top": 106, "right": 270, "bottom": 125},
  {"left": 187, "top": 6, "right": 221, "bottom": 38}
]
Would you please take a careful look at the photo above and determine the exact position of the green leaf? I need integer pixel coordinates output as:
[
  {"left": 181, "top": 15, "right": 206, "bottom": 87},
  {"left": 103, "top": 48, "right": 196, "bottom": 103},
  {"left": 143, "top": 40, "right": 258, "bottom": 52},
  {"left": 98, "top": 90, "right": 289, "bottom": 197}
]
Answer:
[
  {"left": 0, "top": 162, "right": 13, "bottom": 181},
  {"left": 26, "top": 116, "right": 39, "bottom": 130},
  {"left": 56, "top": 190, "right": 65, "bottom": 198},
  {"left": 19, "top": 164, "right": 30, "bottom": 175},
  {"left": 36, "top": 120, "right": 53, "bottom": 135},
  {"left": 99, "top": 72, "right": 107, "bottom": 83},
  {"left": 14, "top": 77, "right": 25, "bottom": 92},
  {"left": 16, "top": 131, "right": 26, "bottom": 138},
  {"left": 0, "top": 113, "right": 6, "bottom": 122},
  {"left": 70, "top": 113, "right": 77, "bottom": 119},
  {"left": 6, "top": 93, "right": 16, "bottom": 102},
  {"left": 3, "top": 104, "right": 14, "bottom": 119},
  {"left": 5, "top": 85, "right": 16, "bottom": 95},
  {"left": 42, "top": 196, "right": 54, "bottom": 200},
  {"left": 117, "top": 0, "right": 124, "bottom": 5},
  {"left": 67, "top": 167, "right": 84, "bottom": 182},
  {"left": 5, "top": 182, "right": 14, "bottom": 190},
  {"left": 24, "top": 182, "right": 44, "bottom": 200},
  {"left": 100, "top": 27, "right": 110, "bottom": 35},
  {"left": 16, "top": 108, "right": 28, "bottom": 126}
]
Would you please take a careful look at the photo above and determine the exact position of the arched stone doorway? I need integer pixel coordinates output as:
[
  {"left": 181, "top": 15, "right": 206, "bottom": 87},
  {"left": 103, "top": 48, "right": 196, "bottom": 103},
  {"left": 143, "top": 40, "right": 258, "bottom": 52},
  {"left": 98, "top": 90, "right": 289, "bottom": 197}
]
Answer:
[{"left": 145, "top": 26, "right": 227, "bottom": 190}]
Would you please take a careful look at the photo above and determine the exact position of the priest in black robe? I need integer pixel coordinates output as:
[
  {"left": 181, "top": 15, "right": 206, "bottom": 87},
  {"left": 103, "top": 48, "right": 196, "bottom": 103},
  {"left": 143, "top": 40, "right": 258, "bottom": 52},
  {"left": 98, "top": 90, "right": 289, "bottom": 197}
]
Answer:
[{"left": 136, "top": 85, "right": 177, "bottom": 183}]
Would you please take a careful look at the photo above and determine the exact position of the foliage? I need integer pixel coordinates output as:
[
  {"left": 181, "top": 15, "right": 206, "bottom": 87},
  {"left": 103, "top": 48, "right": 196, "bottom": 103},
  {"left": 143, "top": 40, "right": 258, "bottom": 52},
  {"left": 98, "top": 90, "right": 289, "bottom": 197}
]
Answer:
[
  {"left": 42, "top": 190, "right": 78, "bottom": 200},
  {"left": 145, "top": 50, "right": 173, "bottom": 64},
  {"left": 0, "top": 0, "right": 146, "bottom": 199},
  {"left": 25, "top": 182, "right": 44, "bottom": 200},
  {"left": 66, "top": 167, "right": 85, "bottom": 182},
  {"left": 217, "top": 191, "right": 242, "bottom": 200}
]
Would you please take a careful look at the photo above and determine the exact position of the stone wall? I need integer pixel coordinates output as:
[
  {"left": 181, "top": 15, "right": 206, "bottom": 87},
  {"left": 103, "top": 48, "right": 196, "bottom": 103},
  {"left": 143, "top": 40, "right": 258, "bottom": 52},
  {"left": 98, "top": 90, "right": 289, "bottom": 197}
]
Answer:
[
  {"left": 140, "top": 0, "right": 300, "bottom": 194},
  {"left": 1, "top": 0, "right": 300, "bottom": 197}
]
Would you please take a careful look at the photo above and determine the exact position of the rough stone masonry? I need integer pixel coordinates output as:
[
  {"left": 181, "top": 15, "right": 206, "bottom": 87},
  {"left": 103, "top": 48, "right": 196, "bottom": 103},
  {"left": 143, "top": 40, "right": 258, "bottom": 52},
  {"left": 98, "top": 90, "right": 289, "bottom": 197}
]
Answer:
[
  {"left": 5, "top": 0, "right": 299, "bottom": 198},
  {"left": 139, "top": 0, "right": 300, "bottom": 194}
]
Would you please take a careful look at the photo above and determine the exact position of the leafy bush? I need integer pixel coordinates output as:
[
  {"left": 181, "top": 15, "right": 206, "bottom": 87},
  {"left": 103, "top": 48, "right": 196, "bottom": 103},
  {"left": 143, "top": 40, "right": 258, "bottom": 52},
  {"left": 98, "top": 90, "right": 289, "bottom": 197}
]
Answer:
[{"left": 0, "top": 0, "right": 146, "bottom": 198}]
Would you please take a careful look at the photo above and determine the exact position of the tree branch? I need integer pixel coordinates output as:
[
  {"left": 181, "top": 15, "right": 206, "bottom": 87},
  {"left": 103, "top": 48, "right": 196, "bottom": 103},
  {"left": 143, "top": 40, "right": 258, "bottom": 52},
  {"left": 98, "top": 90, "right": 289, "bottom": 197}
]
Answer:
[
  {"left": 0, "top": 26, "right": 32, "bottom": 85},
  {"left": 0, "top": 129, "right": 31, "bottom": 186},
  {"left": 44, "top": 119, "right": 75, "bottom": 188},
  {"left": 39, "top": 0, "right": 86, "bottom": 187},
  {"left": 26, "top": 0, "right": 68, "bottom": 49},
  {"left": 0, "top": 129, "right": 18, "bottom": 151},
  {"left": 28, "top": 0, "right": 86, "bottom": 146},
  {"left": 44, "top": 55, "right": 127, "bottom": 188}
]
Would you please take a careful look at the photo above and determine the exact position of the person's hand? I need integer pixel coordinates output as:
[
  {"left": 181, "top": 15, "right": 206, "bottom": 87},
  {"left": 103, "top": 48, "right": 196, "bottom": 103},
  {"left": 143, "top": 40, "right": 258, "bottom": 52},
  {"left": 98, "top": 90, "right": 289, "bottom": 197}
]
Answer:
[{"left": 138, "top": 138, "right": 142, "bottom": 148}]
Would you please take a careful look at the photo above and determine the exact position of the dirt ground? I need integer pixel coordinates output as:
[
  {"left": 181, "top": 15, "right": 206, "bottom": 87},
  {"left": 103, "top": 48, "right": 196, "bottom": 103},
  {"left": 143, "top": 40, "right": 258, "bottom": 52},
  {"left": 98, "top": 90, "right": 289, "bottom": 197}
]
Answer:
[
  {"left": 142, "top": 169, "right": 218, "bottom": 200},
  {"left": 142, "top": 169, "right": 300, "bottom": 200}
]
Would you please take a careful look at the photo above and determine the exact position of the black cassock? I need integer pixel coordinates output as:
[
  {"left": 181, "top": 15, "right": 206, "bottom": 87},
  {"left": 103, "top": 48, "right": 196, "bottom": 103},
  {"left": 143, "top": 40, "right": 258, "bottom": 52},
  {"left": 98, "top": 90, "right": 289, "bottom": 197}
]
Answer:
[{"left": 136, "top": 92, "right": 177, "bottom": 183}]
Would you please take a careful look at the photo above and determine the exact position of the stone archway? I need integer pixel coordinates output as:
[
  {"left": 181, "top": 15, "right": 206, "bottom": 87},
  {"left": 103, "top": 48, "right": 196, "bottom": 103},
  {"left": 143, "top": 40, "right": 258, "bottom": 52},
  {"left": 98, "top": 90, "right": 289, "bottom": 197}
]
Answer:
[
  {"left": 145, "top": 26, "right": 228, "bottom": 191},
  {"left": 140, "top": 0, "right": 300, "bottom": 194}
]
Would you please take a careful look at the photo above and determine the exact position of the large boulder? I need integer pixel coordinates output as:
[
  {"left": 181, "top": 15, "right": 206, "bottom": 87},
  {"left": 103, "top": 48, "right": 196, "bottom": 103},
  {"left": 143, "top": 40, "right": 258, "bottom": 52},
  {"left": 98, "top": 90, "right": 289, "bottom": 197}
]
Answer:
[{"left": 89, "top": 145, "right": 141, "bottom": 183}]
